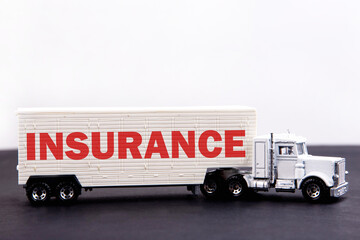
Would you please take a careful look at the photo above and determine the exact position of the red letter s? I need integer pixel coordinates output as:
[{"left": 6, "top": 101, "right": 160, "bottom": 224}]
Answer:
[{"left": 65, "top": 132, "right": 89, "bottom": 160}]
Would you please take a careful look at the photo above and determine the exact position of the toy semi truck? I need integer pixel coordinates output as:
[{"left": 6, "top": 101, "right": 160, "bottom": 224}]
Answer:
[{"left": 17, "top": 107, "right": 348, "bottom": 205}]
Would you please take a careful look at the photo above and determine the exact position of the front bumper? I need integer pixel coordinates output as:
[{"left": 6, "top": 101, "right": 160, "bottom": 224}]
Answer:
[{"left": 330, "top": 182, "right": 348, "bottom": 197}]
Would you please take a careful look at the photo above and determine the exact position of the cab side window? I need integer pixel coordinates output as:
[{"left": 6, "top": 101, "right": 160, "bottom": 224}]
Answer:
[{"left": 278, "top": 146, "right": 295, "bottom": 156}]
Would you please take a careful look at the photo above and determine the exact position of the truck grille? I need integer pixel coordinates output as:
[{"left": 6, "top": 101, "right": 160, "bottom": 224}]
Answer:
[{"left": 337, "top": 160, "right": 346, "bottom": 185}]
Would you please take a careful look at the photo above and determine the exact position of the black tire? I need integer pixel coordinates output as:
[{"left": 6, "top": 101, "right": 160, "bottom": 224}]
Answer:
[
  {"left": 55, "top": 181, "right": 80, "bottom": 204},
  {"left": 26, "top": 182, "right": 51, "bottom": 206},
  {"left": 200, "top": 175, "right": 223, "bottom": 198},
  {"left": 302, "top": 178, "right": 329, "bottom": 202},
  {"left": 225, "top": 175, "right": 248, "bottom": 199}
]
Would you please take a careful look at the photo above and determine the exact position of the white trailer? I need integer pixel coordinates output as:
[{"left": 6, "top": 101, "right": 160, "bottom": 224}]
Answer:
[{"left": 17, "top": 106, "right": 348, "bottom": 205}]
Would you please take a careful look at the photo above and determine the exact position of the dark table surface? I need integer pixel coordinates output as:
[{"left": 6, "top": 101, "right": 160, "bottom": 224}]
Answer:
[{"left": 0, "top": 146, "right": 359, "bottom": 240}]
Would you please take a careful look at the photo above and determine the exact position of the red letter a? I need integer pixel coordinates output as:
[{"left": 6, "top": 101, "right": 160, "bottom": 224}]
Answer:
[{"left": 145, "top": 131, "right": 169, "bottom": 159}]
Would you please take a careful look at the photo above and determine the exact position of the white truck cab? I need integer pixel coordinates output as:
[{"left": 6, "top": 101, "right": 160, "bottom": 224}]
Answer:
[{"left": 246, "top": 133, "right": 348, "bottom": 201}]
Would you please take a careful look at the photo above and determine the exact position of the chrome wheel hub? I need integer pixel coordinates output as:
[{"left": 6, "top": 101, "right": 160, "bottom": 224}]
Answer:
[
  {"left": 60, "top": 186, "right": 75, "bottom": 200},
  {"left": 32, "top": 187, "right": 47, "bottom": 201},
  {"left": 229, "top": 181, "right": 242, "bottom": 195},
  {"left": 204, "top": 180, "right": 217, "bottom": 194},
  {"left": 306, "top": 183, "right": 320, "bottom": 198}
]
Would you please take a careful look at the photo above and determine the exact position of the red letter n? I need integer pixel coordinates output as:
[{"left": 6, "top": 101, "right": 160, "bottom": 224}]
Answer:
[
  {"left": 40, "top": 133, "right": 63, "bottom": 160},
  {"left": 172, "top": 131, "right": 195, "bottom": 158},
  {"left": 225, "top": 130, "right": 245, "bottom": 158}
]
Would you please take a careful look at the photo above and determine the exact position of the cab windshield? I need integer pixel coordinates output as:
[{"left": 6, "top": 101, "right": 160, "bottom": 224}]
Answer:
[{"left": 296, "top": 143, "right": 308, "bottom": 155}]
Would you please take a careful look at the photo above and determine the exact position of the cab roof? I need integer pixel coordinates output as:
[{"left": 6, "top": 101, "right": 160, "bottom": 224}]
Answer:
[{"left": 255, "top": 133, "right": 307, "bottom": 143}]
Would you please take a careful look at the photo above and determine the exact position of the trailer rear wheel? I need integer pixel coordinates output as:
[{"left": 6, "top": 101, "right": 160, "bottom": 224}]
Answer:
[
  {"left": 302, "top": 178, "right": 329, "bottom": 202},
  {"left": 226, "top": 176, "right": 247, "bottom": 198},
  {"left": 26, "top": 182, "right": 51, "bottom": 206},
  {"left": 200, "top": 175, "right": 222, "bottom": 198},
  {"left": 55, "top": 181, "right": 80, "bottom": 204}
]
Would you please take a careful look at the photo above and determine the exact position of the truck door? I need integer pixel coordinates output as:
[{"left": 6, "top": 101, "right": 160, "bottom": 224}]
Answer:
[{"left": 275, "top": 144, "right": 297, "bottom": 179}]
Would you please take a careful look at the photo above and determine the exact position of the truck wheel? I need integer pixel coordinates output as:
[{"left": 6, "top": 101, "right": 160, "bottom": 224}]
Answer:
[
  {"left": 200, "top": 175, "right": 222, "bottom": 198},
  {"left": 26, "top": 182, "right": 51, "bottom": 206},
  {"left": 55, "top": 181, "right": 80, "bottom": 204},
  {"left": 226, "top": 175, "right": 248, "bottom": 198},
  {"left": 302, "top": 178, "right": 329, "bottom": 202}
]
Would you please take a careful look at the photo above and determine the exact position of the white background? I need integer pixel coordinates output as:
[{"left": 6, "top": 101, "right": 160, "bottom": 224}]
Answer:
[{"left": 1, "top": 0, "right": 359, "bottom": 150}]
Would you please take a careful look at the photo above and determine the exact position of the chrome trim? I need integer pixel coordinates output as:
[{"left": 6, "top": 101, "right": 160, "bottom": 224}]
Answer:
[
  {"left": 330, "top": 182, "right": 348, "bottom": 197},
  {"left": 334, "top": 160, "right": 346, "bottom": 187}
]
